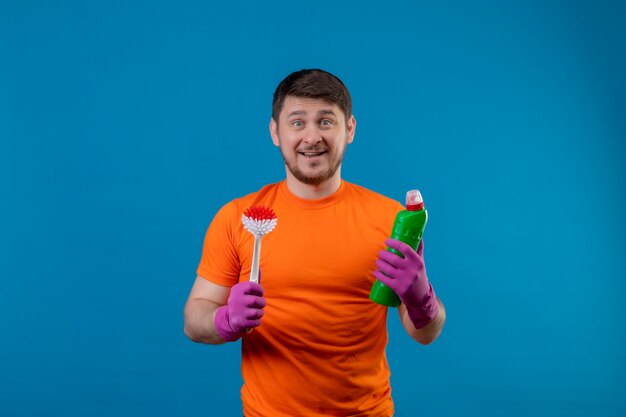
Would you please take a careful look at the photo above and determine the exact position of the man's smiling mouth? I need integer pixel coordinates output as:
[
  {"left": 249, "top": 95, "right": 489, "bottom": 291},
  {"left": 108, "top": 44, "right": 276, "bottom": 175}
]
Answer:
[{"left": 298, "top": 151, "right": 327, "bottom": 157}]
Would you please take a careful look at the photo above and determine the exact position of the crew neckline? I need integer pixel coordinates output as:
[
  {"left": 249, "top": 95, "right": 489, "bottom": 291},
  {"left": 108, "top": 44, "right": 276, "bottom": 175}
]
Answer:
[{"left": 278, "top": 180, "right": 348, "bottom": 209}]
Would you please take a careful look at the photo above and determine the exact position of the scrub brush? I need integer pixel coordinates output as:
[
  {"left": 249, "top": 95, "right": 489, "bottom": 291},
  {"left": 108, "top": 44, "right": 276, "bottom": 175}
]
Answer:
[{"left": 241, "top": 205, "right": 278, "bottom": 284}]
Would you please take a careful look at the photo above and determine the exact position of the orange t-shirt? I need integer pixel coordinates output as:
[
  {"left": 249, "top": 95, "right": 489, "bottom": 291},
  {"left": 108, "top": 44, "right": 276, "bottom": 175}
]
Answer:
[{"left": 197, "top": 180, "right": 403, "bottom": 417}]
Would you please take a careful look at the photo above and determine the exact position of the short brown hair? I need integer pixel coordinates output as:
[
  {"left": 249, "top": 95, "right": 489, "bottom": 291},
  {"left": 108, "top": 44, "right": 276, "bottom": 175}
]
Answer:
[{"left": 272, "top": 69, "right": 352, "bottom": 123}]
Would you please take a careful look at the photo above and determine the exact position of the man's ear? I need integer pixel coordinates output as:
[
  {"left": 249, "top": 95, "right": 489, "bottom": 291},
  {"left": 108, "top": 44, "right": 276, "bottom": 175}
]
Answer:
[
  {"left": 346, "top": 115, "right": 356, "bottom": 144},
  {"left": 269, "top": 118, "right": 280, "bottom": 146}
]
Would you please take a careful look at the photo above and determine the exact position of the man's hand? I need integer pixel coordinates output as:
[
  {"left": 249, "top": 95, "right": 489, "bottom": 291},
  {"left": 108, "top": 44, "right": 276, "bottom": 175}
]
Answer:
[
  {"left": 373, "top": 238, "right": 439, "bottom": 329},
  {"left": 214, "top": 281, "right": 266, "bottom": 342}
]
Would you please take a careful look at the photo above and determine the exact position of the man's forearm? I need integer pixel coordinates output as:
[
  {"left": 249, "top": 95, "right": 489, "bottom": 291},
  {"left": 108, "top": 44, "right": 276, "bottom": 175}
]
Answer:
[
  {"left": 399, "top": 298, "right": 446, "bottom": 345},
  {"left": 184, "top": 299, "right": 225, "bottom": 344}
]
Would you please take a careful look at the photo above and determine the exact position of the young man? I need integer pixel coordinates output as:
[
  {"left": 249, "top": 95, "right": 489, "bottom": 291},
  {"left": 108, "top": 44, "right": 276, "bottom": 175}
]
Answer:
[{"left": 184, "top": 69, "right": 446, "bottom": 417}]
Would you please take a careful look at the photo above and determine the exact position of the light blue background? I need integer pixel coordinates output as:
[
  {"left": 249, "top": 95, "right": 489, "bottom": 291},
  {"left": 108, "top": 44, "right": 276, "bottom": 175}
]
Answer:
[{"left": 1, "top": 1, "right": 625, "bottom": 416}]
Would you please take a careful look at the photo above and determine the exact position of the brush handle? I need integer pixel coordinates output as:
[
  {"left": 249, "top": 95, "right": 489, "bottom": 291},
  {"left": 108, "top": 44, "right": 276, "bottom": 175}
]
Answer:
[
  {"left": 246, "top": 235, "right": 263, "bottom": 333},
  {"left": 249, "top": 235, "right": 263, "bottom": 284}
]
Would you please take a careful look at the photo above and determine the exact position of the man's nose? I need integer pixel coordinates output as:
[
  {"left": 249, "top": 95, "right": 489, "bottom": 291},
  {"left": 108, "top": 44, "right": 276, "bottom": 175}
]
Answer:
[{"left": 302, "top": 125, "right": 322, "bottom": 145}]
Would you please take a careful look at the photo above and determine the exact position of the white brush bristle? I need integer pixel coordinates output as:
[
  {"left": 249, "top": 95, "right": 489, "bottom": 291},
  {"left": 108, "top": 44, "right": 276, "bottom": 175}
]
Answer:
[{"left": 242, "top": 215, "right": 278, "bottom": 236}]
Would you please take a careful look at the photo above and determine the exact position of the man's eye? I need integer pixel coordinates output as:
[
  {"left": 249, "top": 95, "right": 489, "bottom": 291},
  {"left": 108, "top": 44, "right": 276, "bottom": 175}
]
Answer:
[
  {"left": 292, "top": 120, "right": 303, "bottom": 127},
  {"left": 320, "top": 119, "right": 333, "bottom": 126}
]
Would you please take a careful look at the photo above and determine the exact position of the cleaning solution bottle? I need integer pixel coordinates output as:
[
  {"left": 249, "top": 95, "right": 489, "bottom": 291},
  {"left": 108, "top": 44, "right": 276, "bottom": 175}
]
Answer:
[{"left": 370, "top": 189, "right": 428, "bottom": 307}]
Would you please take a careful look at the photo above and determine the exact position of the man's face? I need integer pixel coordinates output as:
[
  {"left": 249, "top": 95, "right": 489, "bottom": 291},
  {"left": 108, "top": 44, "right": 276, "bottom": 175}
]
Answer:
[{"left": 270, "top": 96, "right": 356, "bottom": 186}]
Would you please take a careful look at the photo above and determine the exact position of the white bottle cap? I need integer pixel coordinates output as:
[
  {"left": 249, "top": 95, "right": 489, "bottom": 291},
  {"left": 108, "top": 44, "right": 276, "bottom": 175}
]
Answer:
[{"left": 406, "top": 190, "right": 424, "bottom": 211}]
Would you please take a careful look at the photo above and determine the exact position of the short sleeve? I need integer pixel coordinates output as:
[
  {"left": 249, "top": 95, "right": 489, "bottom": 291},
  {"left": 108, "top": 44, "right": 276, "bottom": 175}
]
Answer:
[{"left": 196, "top": 201, "right": 241, "bottom": 287}]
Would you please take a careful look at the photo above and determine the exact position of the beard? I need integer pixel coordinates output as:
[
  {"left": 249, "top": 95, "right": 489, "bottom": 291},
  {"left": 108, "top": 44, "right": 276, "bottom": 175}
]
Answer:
[{"left": 280, "top": 143, "right": 347, "bottom": 186}]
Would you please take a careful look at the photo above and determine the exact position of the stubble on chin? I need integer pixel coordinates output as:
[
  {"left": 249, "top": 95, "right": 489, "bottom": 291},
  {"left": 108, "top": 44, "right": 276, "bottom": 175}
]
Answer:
[{"left": 281, "top": 149, "right": 345, "bottom": 186}]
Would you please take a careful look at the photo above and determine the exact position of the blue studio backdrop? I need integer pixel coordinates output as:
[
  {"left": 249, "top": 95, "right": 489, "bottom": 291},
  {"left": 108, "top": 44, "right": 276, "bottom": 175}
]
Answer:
[{"left": 1, "top": 1, "right": 625, "bottom": 416}]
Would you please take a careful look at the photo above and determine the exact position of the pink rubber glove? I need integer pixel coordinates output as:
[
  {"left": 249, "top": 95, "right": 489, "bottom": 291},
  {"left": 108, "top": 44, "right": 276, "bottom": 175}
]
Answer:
[
  {"left": 373, "top": 238, "right": 440, "bottom": 329},
  {"left": 214, "top": 281, "right": 266, "bottom": 342}
]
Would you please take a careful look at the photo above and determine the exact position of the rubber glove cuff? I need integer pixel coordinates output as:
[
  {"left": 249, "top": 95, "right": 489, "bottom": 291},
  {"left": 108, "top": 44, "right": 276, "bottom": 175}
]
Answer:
[
  {"left": 405, "top": 283, "right": 440, "bottom": 329},
  {"left": 214, "top": 305, "right": 242, "bottom": 342}
]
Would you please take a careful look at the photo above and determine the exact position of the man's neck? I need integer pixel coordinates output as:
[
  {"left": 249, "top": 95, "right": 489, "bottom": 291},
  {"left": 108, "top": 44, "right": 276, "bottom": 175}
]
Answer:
[{"left": 284, "top": 171, "right": 342, "bottom": 200}]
